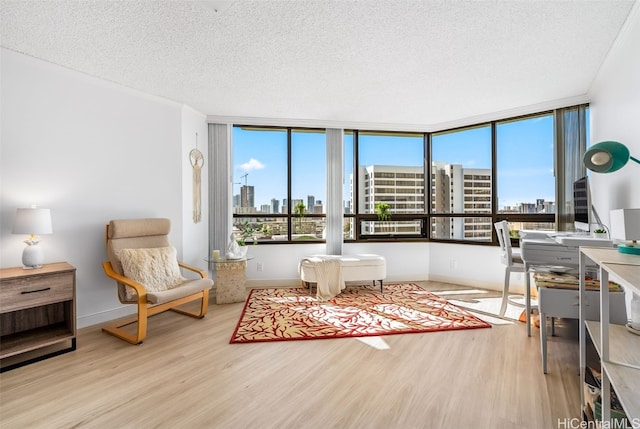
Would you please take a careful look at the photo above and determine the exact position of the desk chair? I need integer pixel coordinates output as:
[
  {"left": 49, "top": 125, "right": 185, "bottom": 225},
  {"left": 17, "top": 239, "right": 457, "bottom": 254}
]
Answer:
[{"left": 494, "top": 220, "right": 527, "bottom": 316}]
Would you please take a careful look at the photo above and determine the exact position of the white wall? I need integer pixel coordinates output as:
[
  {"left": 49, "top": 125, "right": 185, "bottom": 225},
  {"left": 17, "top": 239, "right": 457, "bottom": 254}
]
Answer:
[
  {"left": 242, "top": 238, "right": 511, "bottom": 294},
  {"left": 0, "top": 48, "right": 208, "bottom": 328},
  {"left": 588, "top": 3, "right": 640, "bottom": 220},
  {"left": 427, "top": 242, "right": 513, "bottom": 290},
  {"left": 587, "top": 4, "right": 639, "bottom": 313},
  {"left": 180, "top": 106, "right": 209, "bottom": 270},
  {"left": 242, "top": 242, "right": 436, "bottom": 285}
]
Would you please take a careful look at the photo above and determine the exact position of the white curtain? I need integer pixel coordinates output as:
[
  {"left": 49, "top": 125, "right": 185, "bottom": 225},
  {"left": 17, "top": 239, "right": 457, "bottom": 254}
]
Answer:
[
  {"left": 325, "top": 128, "right": 344, "bottom": 255},
  {"left": 554, "top": 105, "right": 588, "bottom": 231},
  {"left": 208, "top": 123, "right": 233, "bottom": 256}
]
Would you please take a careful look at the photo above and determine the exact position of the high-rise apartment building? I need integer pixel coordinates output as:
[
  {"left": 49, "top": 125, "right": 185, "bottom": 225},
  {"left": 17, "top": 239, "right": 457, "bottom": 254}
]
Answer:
[
  {"left": 233, "top": 185, "right": 257, "bottom": 214},
  {"left": 271, "top": 198, "right": 280, "bottom": 214},
  {"left": 432, "top": 162, "right": 492, "bottom": 240},
  {"left": 353, "top": 165, "right": 424, "bottom": 235},
  {"left": 352, "top": 164, "right": 493, "bottom": 239},
  {"left": 240, "top": 185, "right": 254, "bottom": 209}
]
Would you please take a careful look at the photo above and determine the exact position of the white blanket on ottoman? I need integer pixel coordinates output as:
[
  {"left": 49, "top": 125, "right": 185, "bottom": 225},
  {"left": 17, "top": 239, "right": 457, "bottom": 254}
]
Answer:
[{"left": 300, "top": 256, "right": 345, "bottom": 301}]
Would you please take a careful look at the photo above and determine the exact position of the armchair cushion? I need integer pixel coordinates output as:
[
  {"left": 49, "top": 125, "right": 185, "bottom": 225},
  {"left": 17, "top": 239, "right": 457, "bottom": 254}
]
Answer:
[
  {"left": 118, "top": 246, "right": 186, "bottom": 300},
  {"left": 146, "top": 278, "right": 213, "bottom": 305}
]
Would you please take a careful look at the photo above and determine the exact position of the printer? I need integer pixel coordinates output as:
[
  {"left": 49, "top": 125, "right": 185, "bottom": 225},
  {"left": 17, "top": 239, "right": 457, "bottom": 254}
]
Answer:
[{"left": 520, "top": 232, "right": 613, "bottom": 269}]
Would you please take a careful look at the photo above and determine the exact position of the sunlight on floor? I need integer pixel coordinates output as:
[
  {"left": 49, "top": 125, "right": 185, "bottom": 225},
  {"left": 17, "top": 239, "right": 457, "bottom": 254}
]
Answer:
[
  {"left": 270, "top": 296, "right": 315, "bottom": 303},
  {"left": 449, "top": 296, "right": 521, "bottom": 325},
  {"left": 432, "top": 289, "right": 490, "bottom": 296},
  {"left": 296, "top": 304, "right": 413, "bottom": 333},
  {"left": 355, "top": 336, "right": 390, "bottom": 350}
]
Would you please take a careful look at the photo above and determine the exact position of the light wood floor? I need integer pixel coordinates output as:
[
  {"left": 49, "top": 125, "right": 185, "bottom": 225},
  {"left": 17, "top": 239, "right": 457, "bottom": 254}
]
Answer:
[{"left": 0, "top": 281, "right": 581, "bottom": 429}]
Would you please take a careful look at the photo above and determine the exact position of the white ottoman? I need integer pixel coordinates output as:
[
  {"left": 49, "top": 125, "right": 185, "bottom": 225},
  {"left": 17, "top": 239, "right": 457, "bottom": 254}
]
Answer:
[{"left": 299, "top": 254, "right": 387, "bottom": 291}]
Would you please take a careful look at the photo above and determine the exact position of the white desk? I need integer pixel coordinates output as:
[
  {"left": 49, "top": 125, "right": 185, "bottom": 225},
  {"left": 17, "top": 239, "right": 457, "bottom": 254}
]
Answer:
[
  {"left": 578, "top": 247, "right": 640, "bottom": 424},
  {"left": 537, "top": 282, "right": 626, "bottom": 374},
  {"left": 520, "top": 234, "right": 612, "bottom": 336}
]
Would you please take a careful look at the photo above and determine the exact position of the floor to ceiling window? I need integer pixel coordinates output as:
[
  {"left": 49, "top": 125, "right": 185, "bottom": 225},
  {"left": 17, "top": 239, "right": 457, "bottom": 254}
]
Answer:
[
  {"left": 232, "top": 126, "right": 326, "bottom": 243},
  {"left": 228, "top": 104, "right": 587, "bottom": 245},
  {"left": 430, "top": 125, "right": 492, "bottom": 242},
  {"left": 350, "top": 131, "right": 425, "bottom": 239},
  {"left": 343, "top": 131, "right": 355, "bottom": 240},
  {"left": 291, "top": 129, "right": 327, "bottom": 239},
  {"left": 496, "top": 113, "right": 556, "bottom": 235}
]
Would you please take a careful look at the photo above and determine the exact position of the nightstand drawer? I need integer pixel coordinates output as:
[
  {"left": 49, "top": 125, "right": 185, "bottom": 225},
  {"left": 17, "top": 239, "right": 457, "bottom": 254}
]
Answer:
[{"left": 0, "top": 271, "right": 74, "bottom": 313}]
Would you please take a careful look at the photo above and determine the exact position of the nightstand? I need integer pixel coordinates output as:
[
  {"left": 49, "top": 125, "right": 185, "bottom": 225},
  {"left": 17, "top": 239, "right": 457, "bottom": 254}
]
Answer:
[{"left": 0, "top": 262, "right": 77, "bottom": 372}]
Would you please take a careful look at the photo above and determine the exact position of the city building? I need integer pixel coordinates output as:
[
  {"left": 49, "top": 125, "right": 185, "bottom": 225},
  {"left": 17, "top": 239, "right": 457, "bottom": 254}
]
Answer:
[
  {"left": 240, "top": 185, "right": 254, "bottom": 209},
  {"left": 270, "top": 198, "right": 280, "bottom": 214},
  {"left": 353, "top": 163, "right": 496, "bottom": 239}
]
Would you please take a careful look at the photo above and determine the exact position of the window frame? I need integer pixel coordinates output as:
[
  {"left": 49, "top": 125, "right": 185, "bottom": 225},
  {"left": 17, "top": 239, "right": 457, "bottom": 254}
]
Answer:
[
  {"left": 231, "top": 104, "right": 585, "bottom": 245},
  {"left": 347, "top": 130, "right": 427, "bottom": 241},
  {"left": 232, "top": 125, "right": 327, "bottom": 245}
]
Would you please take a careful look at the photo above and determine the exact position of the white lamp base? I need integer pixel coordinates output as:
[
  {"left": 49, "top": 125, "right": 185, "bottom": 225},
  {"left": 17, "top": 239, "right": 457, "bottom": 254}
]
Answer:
[{"left": 22, "top": 244, "right": 44, "bottom": 269}]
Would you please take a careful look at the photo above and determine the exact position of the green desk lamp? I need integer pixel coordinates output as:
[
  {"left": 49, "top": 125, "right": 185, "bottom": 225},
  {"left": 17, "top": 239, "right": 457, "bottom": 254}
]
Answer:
[
  {"left": 583, "top": 140, "right": 640, "bottom": 173},
  {"left": 583, "top": 141, "right": 639, "bottom": 255}
]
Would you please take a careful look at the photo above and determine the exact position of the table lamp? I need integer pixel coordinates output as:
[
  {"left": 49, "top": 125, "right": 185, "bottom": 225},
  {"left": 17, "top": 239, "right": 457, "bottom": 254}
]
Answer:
[
  {"left": 12, "top": 207, "right": 53, "bottom": 269},
  {"left": 610, "top": 209, "right": 640, "bottom": 255},
  {"left": 583, "top": 141, "right": 640, "bottom": 173}
]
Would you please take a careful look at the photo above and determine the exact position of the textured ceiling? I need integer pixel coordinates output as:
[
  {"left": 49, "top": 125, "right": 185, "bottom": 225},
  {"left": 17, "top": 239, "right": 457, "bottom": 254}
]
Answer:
[{"left": 1, "top": 0, "right": 636, "bottom": 130}]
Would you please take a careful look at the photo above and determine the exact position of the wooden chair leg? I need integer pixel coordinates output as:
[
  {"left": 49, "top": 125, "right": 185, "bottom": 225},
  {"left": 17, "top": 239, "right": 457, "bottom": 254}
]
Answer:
[
  {"left": 102, "top": 301, "right": 148, "bottom": 345},
  {"left": 103, "top": 292, "right": 208, "bottom": 345},
  {"left": 137, "top": 302, "right": 148, "bottom": 342},
  {"left": 170, "top": 290, "right": 209, "bottom": 318}
]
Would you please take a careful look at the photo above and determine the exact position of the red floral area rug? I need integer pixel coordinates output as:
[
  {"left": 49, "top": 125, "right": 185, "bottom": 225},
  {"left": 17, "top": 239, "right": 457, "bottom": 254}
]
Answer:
[{"left": 230, "top": 283, "right": 491, "bottom": 343}]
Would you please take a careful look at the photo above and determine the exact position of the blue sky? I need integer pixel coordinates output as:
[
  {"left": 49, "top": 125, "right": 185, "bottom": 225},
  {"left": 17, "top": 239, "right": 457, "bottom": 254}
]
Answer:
[{"left": 232, "top": 115, "right": 568, "bottom": 211}]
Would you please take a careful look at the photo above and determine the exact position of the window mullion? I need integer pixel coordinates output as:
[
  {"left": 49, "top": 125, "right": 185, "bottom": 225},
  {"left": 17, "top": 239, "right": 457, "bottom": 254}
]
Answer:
[{"left": 287, "top": 128, "right": 292, "bottom": 241}]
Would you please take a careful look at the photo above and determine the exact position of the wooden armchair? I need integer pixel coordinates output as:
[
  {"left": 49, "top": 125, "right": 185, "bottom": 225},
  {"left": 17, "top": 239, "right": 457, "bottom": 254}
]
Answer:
[{"left": 102, "top": 218, "right": 213, "bottom": 344}]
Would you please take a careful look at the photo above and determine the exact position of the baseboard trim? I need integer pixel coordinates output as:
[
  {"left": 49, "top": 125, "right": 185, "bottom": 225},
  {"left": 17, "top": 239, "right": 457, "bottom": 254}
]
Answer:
[
  {"left": 78, "top": 305, "right": 136, "bottom": 329},
  {"left": 245, "top": 278, "right": 302, "bottom": 288},
  {"left": 244, "top": 276, "right": 429, "bottom": 289},
  {"left": 79, "top": 276, "right": 497, "bottom": 329},
  {"left": 427, "top": 274, "right": 502, "bottom": 293}
]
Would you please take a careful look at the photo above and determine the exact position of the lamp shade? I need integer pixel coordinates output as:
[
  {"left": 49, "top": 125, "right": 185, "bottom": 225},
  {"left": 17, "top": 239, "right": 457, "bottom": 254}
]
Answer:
[
  {"left": 584, "top": 141, "right": 639, "bottom": 173},
  {"left": 610, "top": 208, "right": 640, "bottom": 255},
  {"left": 610, "top": 209, "right": 640, "bottom": 241},
  {"left": 12, "top": 208, "right": 53, "bottom": 235}
]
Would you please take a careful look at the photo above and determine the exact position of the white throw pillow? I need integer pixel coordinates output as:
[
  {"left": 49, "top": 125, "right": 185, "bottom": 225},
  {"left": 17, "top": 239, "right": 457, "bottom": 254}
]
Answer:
[{"left": 118, "top": 246, "right": 186, "bottom": 300}]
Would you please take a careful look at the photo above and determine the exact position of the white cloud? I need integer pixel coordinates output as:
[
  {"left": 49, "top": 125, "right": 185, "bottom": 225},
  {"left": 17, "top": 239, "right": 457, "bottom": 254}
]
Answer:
[{"left": 239, "top": 158, "right": 265, "bottom": 171}]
